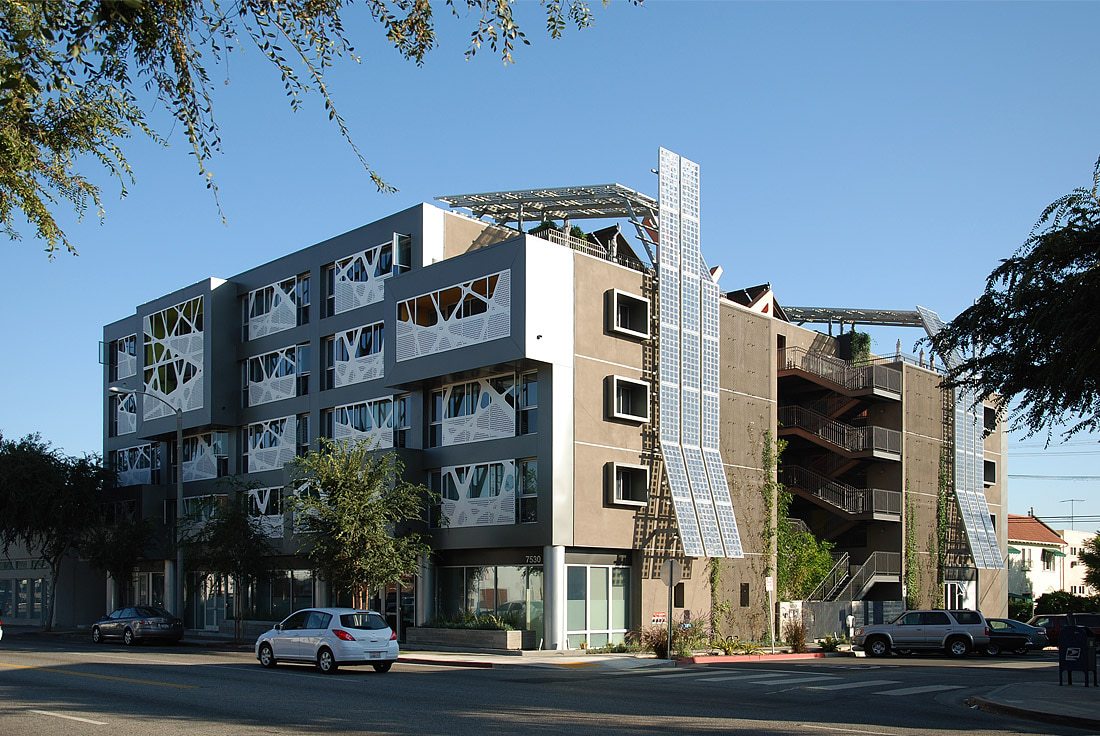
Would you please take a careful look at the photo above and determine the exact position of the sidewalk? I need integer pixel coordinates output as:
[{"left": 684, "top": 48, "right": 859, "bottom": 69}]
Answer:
[{"left": 968, "top": 682, "right": 1100, "bottom": 731}]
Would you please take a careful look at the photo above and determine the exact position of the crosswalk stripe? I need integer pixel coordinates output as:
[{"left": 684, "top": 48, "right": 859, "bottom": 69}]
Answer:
[
  {"left": 649, "top": 671, "right": 712, "bottom": 679},
  {"left": 873, "top": 685, "right": 965, "bottom": 696},
  {"left": 759, "top": 676, "right": 838, "bottom": 685},
  {"left": 808, "top": 680, "right": 901, "bottom": 691},
  {"left": 697, "top": 674, "right": 792, "bottom": 682}
]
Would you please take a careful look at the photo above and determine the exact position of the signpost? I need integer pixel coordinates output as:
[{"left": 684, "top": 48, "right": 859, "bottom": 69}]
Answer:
[
  {"left": 765, "top": 575, "right": 776, "bottom": 654},
  {"left": 660, "top": 559, "right": 683, "bottom": 660}
]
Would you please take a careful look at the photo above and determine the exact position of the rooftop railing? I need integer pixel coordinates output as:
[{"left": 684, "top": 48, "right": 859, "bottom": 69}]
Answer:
[
  {"left": 531, "top": 227, "right": 651, "bottom": 274},
  {"left": 778, "top": 346, "right": 902, "bottom": 394}
]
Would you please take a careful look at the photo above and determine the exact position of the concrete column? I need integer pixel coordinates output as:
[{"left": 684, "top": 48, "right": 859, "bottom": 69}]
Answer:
[
  {"left": 315, "top": 579, "right": 328, "bottom": 608},
  {"left": 164, "top": 560, "right": 177, "bottom": 615},
  {"left": 543, "top": 545, "right": 566, "bottom": 650},
  {"left": 106, "top": 577, "right": 116, "bottom": 613},
  {"left": 416, "top": 555, "right": 433, "bottom": 626}
]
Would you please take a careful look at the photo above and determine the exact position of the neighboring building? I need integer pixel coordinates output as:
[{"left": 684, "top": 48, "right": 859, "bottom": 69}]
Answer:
[
  {"left": 0, "top": 542, "right": 102, "bottom": 628},
  {"left": 100, "top": 149, "right": 1008, "bottom": 645},
  {"left": 1007, "top": 513, "right": 1067, "bottom": 602},
  {"left": 1057, "top": 529, "right": 1098, "bottom": 597}
]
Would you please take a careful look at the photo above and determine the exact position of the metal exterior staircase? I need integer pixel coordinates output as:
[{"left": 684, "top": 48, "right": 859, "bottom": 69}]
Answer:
[
  {"left": 782, "top": 465, "right": 902, "bottom": 519},
  {"left": 778, "top": 405, "right": 902, "bottom": 456},
  {"left": 778, "top": 346, "right": 902, "bottom": 396}
]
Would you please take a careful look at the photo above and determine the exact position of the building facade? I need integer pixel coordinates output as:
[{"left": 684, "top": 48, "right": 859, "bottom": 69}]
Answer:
[
  {"left": 1056, "top": 529, "right": 1097, "bottom": 597},
  {"left": 101, "top": 151, "right": 1008, "bottom": 646}
]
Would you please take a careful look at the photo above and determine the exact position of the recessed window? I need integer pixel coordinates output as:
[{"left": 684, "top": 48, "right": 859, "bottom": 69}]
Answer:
[
  {"left": 518, "top": 371, "right": 538, "bottom": 435},
  {"left": 518, "top": 458, "right": 538, "bottom": 523},
  {"left": 607, "top": 289, "right": 650, "bottom": 339},
  {"left": 606, "top": 376, "right": 650, "bottom": 423},
  {"left": 606, "top": 462, "right": 649, "bottom": 507},
  {"left": 983, "top": 406, "right": 998, "bottom": 433},
  {"left": 984, "top": 460, "right": 996, "bottom": 485}
]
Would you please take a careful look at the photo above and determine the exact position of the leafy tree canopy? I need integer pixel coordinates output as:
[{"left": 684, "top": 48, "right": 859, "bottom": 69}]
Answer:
[
  {"left": 1034, "top": 589, "right": 1100, "bottom": 615},
  {"left": 928, "top": 155, "right": 1100, "bottom": 440},
  {"left": 290, "top": 439, "right": 435, "bottom": 602},
  {"left": 1080, "top": 532, "right": 1100, "bottom": 593},
  {"left": 79, "top": 510, "right": 152, "bottom": 604},
  {"left": 776, "top": 488, "right": 834, "bottom": 601},
  {"left": 1, "top": 0, "right": 637, "bottom": 257}
]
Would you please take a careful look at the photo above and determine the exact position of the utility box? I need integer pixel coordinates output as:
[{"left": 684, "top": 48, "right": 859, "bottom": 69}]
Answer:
[{"left": 1058, "top": 626, "right": 1097, "bottom": 686}]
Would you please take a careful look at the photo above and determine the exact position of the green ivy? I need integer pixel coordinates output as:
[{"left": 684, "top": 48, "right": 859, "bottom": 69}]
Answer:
[
  {"left": 903, "top": 479, "right": 921, "bottom": 609},
  {"left": 934, "top": 450, "right": 952, "bottom": 609}
]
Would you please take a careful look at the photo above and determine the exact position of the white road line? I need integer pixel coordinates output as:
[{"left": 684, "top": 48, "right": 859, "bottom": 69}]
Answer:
[
  {"left": 697, "top": 673, "right": 793, "bottom": 682},
  {"left": 30, "top": 710, "right": 108, "bottom": 725},
  {"left": 798, "top": 724, "right": 896, "bottom": 736},
  {"left": 873, "top": 684, "right": 965, "bottom": 696},
  {"left": 649, "top": 671, "right": 713, "bottom": 679},
  {"left": 758, "top": 676, "right": 838, "bottom": 685},
  {"left": 807, "top": 679, "right": 901, "bottom": 691}
]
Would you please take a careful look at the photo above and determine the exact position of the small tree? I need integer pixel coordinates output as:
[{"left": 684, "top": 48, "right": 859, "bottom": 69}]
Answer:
[
  {"left": 180, "top": 483, "right": 277, "bottom": 642},
  {"left": 290, "top": 439, "right": 434, "bottom": 608},
  {"left": 0, "top": 434, "right": 107, "bottom": 630},
  {"left": 80, "top": 512, "right": 152, "bottom": 610},
  {"left": 1080, "top": 533, "right": 1100, "bottom": 594},
  {"left": 1034, "top": 590, "right": 1095, "bottom": 615}
]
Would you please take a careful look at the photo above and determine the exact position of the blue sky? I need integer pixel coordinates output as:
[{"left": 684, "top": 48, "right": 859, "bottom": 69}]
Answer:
[{"left": 1, "top": 1, "right": 1096, "bottom": 524}]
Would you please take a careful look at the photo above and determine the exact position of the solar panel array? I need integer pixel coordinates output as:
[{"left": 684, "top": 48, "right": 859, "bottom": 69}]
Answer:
[
  {"left": 916, "top": 306, "right": 1004, "bottom": 570},
  {"left": 657, "top": 148, "right": 744, "bottom": 558}
]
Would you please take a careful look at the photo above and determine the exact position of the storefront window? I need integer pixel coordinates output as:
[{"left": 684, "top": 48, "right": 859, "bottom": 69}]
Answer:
[
  {"left": 566, "top": 565, "right": 631, "bottom": 648},
  {"left": 434, "top": 565, "right": 544, "bottom": 632}
]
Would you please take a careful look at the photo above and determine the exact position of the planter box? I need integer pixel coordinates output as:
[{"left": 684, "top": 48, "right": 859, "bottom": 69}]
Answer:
[{"left": 406, "top": 627, "right": 535, "bottom": 651}]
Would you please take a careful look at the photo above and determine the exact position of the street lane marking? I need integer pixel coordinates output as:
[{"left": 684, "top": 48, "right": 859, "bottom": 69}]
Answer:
[
  {"left": 0, "top": 661, "right": 197, "bottom": 689},
  {"left": 697, "top": 674, "right": 792, "bottom": 682},
  {"left": 807, "top": 679, "right": 901, "bottom": 691},
  {"left": 799, "top": 725, "right": 896, "bottom": 736},
  {"left": 30, "top": 710, "right": 107, "bottom": 725},
  {"left": 649, "top": 671, "right": 712, "bottom": 678},
  {"left": 873, "top": 684, "right": 965, "bottom": 696},
  {"left": 757, "top": 676, "right": 838, "bottom": 685}
]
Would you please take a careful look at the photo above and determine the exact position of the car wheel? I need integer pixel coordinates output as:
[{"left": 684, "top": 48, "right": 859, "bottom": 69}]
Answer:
[
  {"left": 123, "top": 628, "right": 135, "bottom": 646},
  {"left": 866, "top": 637, "right": 890, "bottom": 657},
  {"left": 984, "top": 641, "right": 1001, "bottom": 656},
  {"left": 91, "top": 626, "right": 102, "bottom": 644},
  {"left": 316, "top": 647, "right": 338, "bottom": 674},
  {"left": 372, "top": 662, "right": 393, "bottom": 673},
  {"left": 946, "top": 637, "right": 970, "bottom": 658},
  {"left": 258, "top": 643, "right": 277, "bottom": 668}
]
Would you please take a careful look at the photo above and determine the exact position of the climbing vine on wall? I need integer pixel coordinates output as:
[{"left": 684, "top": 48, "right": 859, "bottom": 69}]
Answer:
[
  {"left": 934, "top": 450, "right": 952, "bottom": 609},
  {"left": 904, "top": 479, "right": 921, "bottom": 609}
]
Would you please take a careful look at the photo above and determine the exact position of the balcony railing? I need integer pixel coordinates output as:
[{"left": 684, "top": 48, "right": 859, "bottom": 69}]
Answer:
[
  {"left": 778, "top": 406, "right": 902, "bottom": 455},
  {"left": 782, "top": 465, "right": 903, "bottom": 517},
  {"left": 532, "top": 227, "right": 651, "bottom": 274},
  {"left": 808, "top": 552, "right": 851, "bottom": 602},
  {"left": 778, "top": 346, "right": 902, "bottom": 394},
  {"left": 835, "top": 551, "right": 902, "bottom": 602}
]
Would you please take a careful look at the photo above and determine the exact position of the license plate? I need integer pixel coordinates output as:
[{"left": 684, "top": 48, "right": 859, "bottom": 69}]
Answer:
[{"left": 369, "top": 651, "right": 382, "bottom": 659}]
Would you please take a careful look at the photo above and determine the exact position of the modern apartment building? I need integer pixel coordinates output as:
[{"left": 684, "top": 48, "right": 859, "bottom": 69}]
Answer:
[{"left": 101, "top": 148, "right": 1007, "bottom": 647}]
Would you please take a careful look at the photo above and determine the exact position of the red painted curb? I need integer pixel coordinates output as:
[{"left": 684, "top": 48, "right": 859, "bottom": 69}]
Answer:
[{"left": 678, "top": 652, "right": 844, "bottom": 664}]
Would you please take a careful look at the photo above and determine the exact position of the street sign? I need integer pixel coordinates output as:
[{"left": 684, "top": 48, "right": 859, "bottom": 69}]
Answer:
[
  {"left": 660, "top": 559, "right": 683, "bottom": 587},
  {"left": 765, "top": 575, "right": 774, "bottom": 593}
]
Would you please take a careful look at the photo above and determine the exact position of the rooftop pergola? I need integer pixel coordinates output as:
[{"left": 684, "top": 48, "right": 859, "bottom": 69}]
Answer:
[
  {"left": 437, "top": 183, "right": 659, "bottom": 226},
  {"left": 783, "top": 306, "right": 925, "bottom": 328}
]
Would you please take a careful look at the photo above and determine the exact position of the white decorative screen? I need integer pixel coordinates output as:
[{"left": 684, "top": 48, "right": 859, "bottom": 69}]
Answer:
[
  {"left": 115, "top": 392, "right": 137, "bottom": 435},
  {"left": 334, "top": 242, "right": 394, "bottom": 313},
  {"left": 248, "top": 278, "right": 297, "bottom": 340},
  {"left": 395, "top": 271, "right": 511, "bottom": 361},
  {"left": 116, "top": 334, "right": 137, "bottom": 379},
  {"left": 657, "top": 147, "right": 742, "bottom": 558},
  {"left": 333, "top": 397, "right": 394, "bottom": 450},
  {"left": 248, "top": 487, "right": 284, "bottom": 539},
  {"left": 248, "top": 346, "right": 299, "bottom": 406},
  {"left": 247, "top": 416, "right": 297, "bottom": 473},
  {"left": 182, "top": 432, "right": 225, "bottom": 482},
  {"left": 917, "top": 306, "right": 1003, "bottom": 569},
  {"left": 116, "top": 444, "right": 156, "bottom": 486},
  {"left": 333, "top": 322, "right": 384, "bottom": 387},
  {"left": 440, "top": 459, "right": 517, "bottom": 528},
  {"left": 143, "top": 296, "right": 204, "bottom": 420},
  {"left": 441, "top": 375, "right": 516, "bottom": 446}
]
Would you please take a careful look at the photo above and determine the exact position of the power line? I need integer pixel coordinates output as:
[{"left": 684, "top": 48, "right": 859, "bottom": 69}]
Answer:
[{"left": 1008, "top": 474, "right": 1100, "bottom": 480}]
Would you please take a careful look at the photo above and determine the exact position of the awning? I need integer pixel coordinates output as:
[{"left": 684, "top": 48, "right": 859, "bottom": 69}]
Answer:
[{"left": 1007, "top": 546, "right": 1021, "bottom": 554}]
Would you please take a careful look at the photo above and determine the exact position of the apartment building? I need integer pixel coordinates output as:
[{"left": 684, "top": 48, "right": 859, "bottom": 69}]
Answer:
[
  {"left": 101, "top": 148, "right": 1007, "bottom": 646},
  {"left": 1007, "top": 513, "right": 1068, "bottom": 602},
  {"left": 1058, "top": 529, "right": 1098, "bottom": 597}
]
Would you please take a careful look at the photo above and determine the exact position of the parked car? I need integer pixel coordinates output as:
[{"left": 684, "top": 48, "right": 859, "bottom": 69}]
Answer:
[
  {"left": 852, "top": 609, "right": 989, "bottom": 657},
  {"left": 984, "top": 618, "right": 1047, "bottom": 655},
  {"left": 91, "top": 606, "right": 184, "bottom": 645},
  {"left": 255, "top": 608, "right": 398, "bottom": 674},
  {"left": 0, "top": 615, "right": 4, "bottom": 642},
  {"left": 1026, "top": 613, "right": 1100, "bottom": 647}
]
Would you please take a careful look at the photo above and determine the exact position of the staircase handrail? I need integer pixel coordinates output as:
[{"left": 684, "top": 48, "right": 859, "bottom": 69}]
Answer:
[
  {"left": 779, "top": 405, "right": 902, "bottom": 456},
  {"left": 808, "top": 552, "right": 851, "bottom": 602},
  {"left": 781, "top": 465, "right": 864, "bottom": 513},
  {"left": 834, "top": 551, "right": 902, "bottom": 601},
  {"left": 778, "top": 346, "right": 901, "bottom": 394}
]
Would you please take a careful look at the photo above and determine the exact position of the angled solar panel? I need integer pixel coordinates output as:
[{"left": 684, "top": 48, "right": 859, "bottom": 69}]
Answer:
[{"left": 917, "top": 306, "right": 1004, "bottom": 570}]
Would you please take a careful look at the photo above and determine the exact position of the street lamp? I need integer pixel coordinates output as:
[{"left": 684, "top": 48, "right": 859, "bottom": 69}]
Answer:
[{"left": 109, "top": 387, "right": 184, "bottom": 618}]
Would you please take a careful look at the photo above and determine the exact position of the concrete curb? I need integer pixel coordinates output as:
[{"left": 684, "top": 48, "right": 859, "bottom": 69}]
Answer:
[
  {"left": 678, "top": 652, "right": 848, "bottom": 665},
  {"left": 966, "top": 695, "right": 1100, "bottom": 731},
  {"left": 398, "top": 657, "right": 496, "bottom": 669}
]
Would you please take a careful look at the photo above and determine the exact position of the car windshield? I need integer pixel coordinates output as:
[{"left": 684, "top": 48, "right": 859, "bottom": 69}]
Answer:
[{"left": 339, "top": 613, "right": 388, "bottom": 630}]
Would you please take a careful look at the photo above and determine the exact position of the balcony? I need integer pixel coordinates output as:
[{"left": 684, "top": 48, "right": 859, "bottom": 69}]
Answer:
[
  {"left": 778, "top": 405, "right": 901, "bottom": 460},
  {"left": 781, "top": 465, "right": 902, "bottom": 521}
]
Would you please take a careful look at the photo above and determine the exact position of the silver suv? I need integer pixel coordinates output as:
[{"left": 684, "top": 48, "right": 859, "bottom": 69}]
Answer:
[{"left": 853, "top": 609, "right": 990, "bottom": 657}]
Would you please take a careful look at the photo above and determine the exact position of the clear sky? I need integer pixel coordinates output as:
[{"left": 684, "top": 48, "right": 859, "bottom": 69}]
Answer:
[{"left": 1, "top": 1, "right": 1096, "bottom": 525}]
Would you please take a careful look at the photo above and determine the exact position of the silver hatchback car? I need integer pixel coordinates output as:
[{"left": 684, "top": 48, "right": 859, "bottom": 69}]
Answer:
[{"left": 255, "top": 607, "right": 399, "bottom": 674}]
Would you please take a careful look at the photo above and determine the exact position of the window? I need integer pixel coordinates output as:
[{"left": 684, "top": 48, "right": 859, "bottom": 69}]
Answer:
[
  {"left": 739, "top": 582, "right": 750, "bottom": 607},
  {"left": 607, "top": 463, "right": 649, "bottom": 507},
  {"left": 296, "top": 413, "right": 311, "bottom": 457},
  {"left": 295, "top": 274, "right": 310, "bottom": 326},
  {"left": 428, "top": 470, "right": 443, "bottom": 527},
  {"left": 394, "top": 233, "right": 412, "bottom": 273},
  {"left": 983, "top": 406, "right": 997, "bottom": 433},
  {"left": 606, "top": 376, "right": 649, "bottom": 423},
  {"left": 518, "top": 458, "right": 537, "bottom": 523},
  {"left": 394, "top": 394, "right": 411, "bottom": 448},
  {"left": 518, "top": 372, "right": 538, "bottom": 435},
  {"left": 983, "top": 460, "right": 996, "bottom": 485},
  {"left": 429, "top": 390, "right": 443, "bottom": 447},
  {"left": 607, "top": 289, "right": 650, "bottom": 339},
  {"left": 322, "top": 264, "right": 336, "bottom": 318},
  {"left": 244, "top": 344, "right": 310, "bottom": 406},
  {"left": 109, "top": 334, "right": 137, "bottom": 381},
  {"left": 323, "top": 323, "right": 383, "bottom": 389}
]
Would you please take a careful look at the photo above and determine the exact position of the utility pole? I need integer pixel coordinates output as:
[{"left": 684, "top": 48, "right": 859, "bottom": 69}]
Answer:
[{"left": 1061, "top": 498, "right": 1085, "bottom": 530}]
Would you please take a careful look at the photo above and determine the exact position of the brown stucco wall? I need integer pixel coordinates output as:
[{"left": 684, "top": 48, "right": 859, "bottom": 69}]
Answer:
[{"left": 442, "top": 212, "right": 514, "bottom": 259}]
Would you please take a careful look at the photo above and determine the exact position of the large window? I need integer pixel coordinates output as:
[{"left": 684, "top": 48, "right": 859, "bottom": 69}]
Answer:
[
  {"left": 519, "top": 372, "right": 538, "bottom": 435},
  {"left": 245, "top": 273, "right": 310, "bottom": 340},
  {"left": 566, "top": 565, "right": 630, "bottom": 648},
  {"left": 606, "top": 376, "right": 650, "bottom": 423},
  {"left": 434, "top": 565, "right": 543, "bottom": 633},
  {"left": 323, "top": 322, "right": 384, "bottom": 389},
  {"left": 109, "top": 334, "right": 138, "bottom": 381},
  {"left": 607, "top": 289, "right": 650, "bottom": 339},
  {"left": 245, "top": 344, "right": 310, "bottom": 406},
  {"left": 518, "top": 458, "right": 538, "bottom": 523},
  {"left": 607, "top": 462, "right": 649, "bottom": 507}
]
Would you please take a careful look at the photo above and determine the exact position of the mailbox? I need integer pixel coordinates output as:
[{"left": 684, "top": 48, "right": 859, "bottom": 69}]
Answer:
[{"left": 1058, "top": 626, "right": 1097, "bottom": 686}]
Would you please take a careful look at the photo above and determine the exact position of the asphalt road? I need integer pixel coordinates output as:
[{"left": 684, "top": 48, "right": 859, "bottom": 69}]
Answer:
[{"left": 0, "top": 635, "right": 1089, "bottom": 735}]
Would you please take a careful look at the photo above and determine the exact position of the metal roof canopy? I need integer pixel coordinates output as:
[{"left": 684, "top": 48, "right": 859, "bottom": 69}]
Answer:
[
  {"left": 437, "top": 183, "right": 659, "bottom": 224},
  {"left": 784, "top": 306, "right": 925, "bottom": 328}
]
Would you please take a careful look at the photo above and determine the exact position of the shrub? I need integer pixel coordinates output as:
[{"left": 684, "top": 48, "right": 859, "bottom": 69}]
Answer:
[
  {"left": 783, "top": 615, "right": 808, "bottom": 653},
  {"left": 426, "top": 613, "right": 515, "bottom": 631},
  {"left": 818, "top": 635, "right": 840, "bottom": 653},
  {"left": 627, "top": 625, "right": 670, "bottom": 658}
]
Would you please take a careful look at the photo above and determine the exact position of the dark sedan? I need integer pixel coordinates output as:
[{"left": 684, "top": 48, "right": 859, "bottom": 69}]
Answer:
[
  {"left": 984, "top": 618, "right": 1047, "bottom": 655},
  {"left": 92, "top": 606, "right": 184, "bottom": 645}
]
